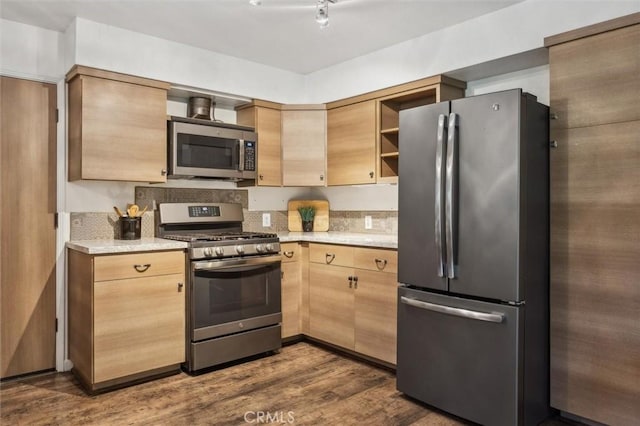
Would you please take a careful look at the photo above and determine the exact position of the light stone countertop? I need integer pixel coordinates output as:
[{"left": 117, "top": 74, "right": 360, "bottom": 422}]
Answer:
[
  {"left": 66, "top": 238, "right": 188, "bottom": 255},
  {"left": 277, "top": 232, "right": 397, "bottom": 249}
]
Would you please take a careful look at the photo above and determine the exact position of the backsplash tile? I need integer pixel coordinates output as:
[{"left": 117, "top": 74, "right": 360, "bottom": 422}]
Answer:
[
  {"left": 70, "top": 212, "right": 154, "bottom": 240},
  {"left": 242, "top": 209, "right": 397, "bottom": 234},
  {"left": 70, "top": 187, "right": 397, "bottom": 239},
  {"left": 135, "top": 187, "right": 248, "bottom": 210}
]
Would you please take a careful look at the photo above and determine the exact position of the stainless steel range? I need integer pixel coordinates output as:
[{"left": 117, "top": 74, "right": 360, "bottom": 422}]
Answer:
[{"left": 157, "top": 202, "right": 282, "bottom": 374}]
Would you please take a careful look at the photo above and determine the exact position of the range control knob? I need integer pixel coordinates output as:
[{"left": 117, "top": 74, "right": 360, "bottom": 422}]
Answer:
[
  {"left": 203, "top": 247, "right": 213, "bottom": 257},
  {"left": 214, "top": 247, "right": 225, "bottom": 257},
  {"left": 255, "top": 244, "right": 265, "bottom": 253},
  {"left": 265, "top": 243, "right": 274, "bottom": 252},
  {"left": 235, "top": 245, "right": 245, "bottom": 255}
]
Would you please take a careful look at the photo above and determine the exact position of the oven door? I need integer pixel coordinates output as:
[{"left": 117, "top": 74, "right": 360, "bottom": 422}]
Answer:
[{"left": 191, "top": 256, "right": 281, "bottom": 341}]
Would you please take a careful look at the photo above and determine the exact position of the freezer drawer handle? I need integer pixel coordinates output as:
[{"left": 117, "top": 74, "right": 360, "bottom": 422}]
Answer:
[{"left": 400, "top": 296, "right": 504, "bottom": 323}]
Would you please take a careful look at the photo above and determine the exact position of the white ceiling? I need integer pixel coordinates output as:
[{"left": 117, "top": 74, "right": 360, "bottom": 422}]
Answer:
[{"left": 1, "top": 0, "right": 524, "bottom": 74}]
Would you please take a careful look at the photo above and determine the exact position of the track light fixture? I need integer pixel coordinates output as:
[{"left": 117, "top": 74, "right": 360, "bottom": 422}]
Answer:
[{"left": 249, "top": 0, "right": 337, "bottom": 28}]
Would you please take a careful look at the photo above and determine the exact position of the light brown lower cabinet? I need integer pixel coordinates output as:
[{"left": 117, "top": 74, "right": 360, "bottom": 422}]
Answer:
[
  {"left": 280, "top": 243, "right": 301, "bottom": 338},
  {"left": 68, "top": 249, "right": 186, "bottom": 392},
  {"left": 308, "top": 243, "right": 398, "bottom": 365}
]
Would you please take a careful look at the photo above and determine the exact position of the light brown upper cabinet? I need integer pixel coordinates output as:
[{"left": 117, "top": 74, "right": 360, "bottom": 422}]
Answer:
[
  {"left": 66, "top": 65, "right": 170, "bottom": 183},
  {"left": 236, "top": 100, "right": 282, "bottom": 186},
  {"left": 327, "top": 100, "right": 377, "bottom": 186},
  {"left": 546, "top": 14, "right": 640, "bottom": 426},
  {"left": 326, "top": 75, "right": 465, "bottom": 185},
  {"left": 281, "top": 105, "right": 327, "bottom": 187}
]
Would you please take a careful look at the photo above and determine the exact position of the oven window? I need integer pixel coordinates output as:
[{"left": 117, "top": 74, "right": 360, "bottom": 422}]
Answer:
[
  {"left": 192, "top": 263, "right": 281, "bottom": 330},
  {"left": 177, "top": 133, "right": 238, "bottom": 170}
]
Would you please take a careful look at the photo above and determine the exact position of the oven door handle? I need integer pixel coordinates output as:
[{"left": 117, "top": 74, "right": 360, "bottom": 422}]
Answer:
[{"left": 192, "top": 256, "right": 281, "bottom": 271}]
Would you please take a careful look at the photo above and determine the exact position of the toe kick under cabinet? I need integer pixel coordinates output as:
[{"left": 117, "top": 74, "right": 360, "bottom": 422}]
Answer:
[
  {"left": 308, "top": 243, "right": 398, "bottom": 365},
  {"left": 67, "top": 249, "right": 186, "bottom": 392}
]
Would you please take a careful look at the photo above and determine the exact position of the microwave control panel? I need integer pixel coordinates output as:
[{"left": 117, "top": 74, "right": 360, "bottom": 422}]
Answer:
[{"left": 244, "top": 140, "right": 256, "bottom": 171}]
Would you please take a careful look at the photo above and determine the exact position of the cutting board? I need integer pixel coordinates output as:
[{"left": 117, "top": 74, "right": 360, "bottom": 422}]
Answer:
[{"left": 287, "top": 200, "right": 329, "bottom": 232}]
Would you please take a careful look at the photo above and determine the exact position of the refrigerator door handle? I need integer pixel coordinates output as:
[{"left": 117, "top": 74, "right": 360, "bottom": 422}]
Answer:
[
  {"left": 445, "top": 113, "right": 458, "bottom": 279},
  {"left": 400, "top": 296, "right": 504, "bottom": 323},
  {"left": 435, "top": 113, "right": 448, "bottom": 277}
]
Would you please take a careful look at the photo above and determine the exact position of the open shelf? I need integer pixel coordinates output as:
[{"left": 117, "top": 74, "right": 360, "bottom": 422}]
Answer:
[{"left": 376, "top": 80, "right": 465, "bottom": 183}]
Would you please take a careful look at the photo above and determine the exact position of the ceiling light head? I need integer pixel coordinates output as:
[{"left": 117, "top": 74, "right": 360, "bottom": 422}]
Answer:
[
  {"left": 249, "top": 0, "right": 262, "bottom": 6},
  {"left": 316, "top": 0, "right": 329, "bottom": 28}
]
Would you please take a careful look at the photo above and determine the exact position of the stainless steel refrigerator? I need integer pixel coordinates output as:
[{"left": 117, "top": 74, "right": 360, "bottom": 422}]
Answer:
[{"left": 396, "top": 89, "right": 550, "bottom": 426}]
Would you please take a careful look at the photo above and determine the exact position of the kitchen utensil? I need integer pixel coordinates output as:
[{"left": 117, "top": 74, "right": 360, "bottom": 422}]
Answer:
[
  {"left": 114, "top": 206, "right": 124, "bottom": 217},
  {"left": 127, "top": 204, "right": 139, "bottom": 218},
  {"left": 138, "top": 205, "right": 148, "bottom": 217}
]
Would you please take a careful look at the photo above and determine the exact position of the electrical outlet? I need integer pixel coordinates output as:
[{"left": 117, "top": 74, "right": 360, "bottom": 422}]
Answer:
[
  {"left": 262, "top": 213, "right": 271, "bottom": 227},
  {"left": 364, "top": 215, "right": 373, "bottom": 230}
]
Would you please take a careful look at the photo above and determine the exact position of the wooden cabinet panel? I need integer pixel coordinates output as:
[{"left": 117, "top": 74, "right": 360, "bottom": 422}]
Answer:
[
  {"left": 549, "top": 24, "right": 640, "bottom": 129},
  {"left": 353, "top": 247, "right": 397, "bottom": 274},
  {"left": 281, "top": 261, "right": 301, "bottom": 338},
  {"left": 281, "top": 108, "right": 326, "bottom": 186},
  {"left": 309, "top": 243, "right": 353, "bottom": 267},
  {"left": 67, "top": 67, "right": 169, "bottom": 183},
  {"left": 237, "top": 105, "right": 282, "bottom": 186},
  {"left": 1, "top": 77, "right": 57, "bottom": 379},
  {"left": 94, "top": 251, "right": 184, "bottom": 282},
  {"left": 68, "top": 249, "right": 185, "bottom": 391},
  {"left": 550, "top": 121, "right": 640, "bottom": 424},
  {"left": 327, "top": 100, "right": 377, "bottom": 185},
  {"left": 94, "top": 273, "right": 185, "bottom": 383},
  {"left": 307, "top": 243, "right": 398, "bottom": 365},
  {"left": 309, "top": 263, "right": 355, "bottom": 349},
  {"left": 354, "top": 270, "right": 397, "bottom": 364}
]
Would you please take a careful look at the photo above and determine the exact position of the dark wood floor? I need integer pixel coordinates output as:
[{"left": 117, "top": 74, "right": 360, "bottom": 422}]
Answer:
[{"left": 1, "top": 342, "right": 573, "bottom": 425}]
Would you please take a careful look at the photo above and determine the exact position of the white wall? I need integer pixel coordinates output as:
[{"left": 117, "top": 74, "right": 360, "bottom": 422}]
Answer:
[
  {"left": 0, "top": 19, "right": 65, "bottom": 82},
  {"left": 466, "top": 65, "right": 550, "bottom": 106},
  {"left": 303, "top": 0, "right": 640, "bottom": 103},
  {"left": 72, "top": 18, "right": 305, "bottom": 104}
]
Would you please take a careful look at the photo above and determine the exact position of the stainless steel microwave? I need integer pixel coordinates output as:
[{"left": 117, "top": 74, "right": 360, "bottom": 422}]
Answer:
[{"left": 168, "top": 117, "right": 257, "bottom": 180}]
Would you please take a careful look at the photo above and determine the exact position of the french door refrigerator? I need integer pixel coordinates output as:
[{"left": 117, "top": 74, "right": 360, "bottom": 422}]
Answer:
[{"left": 396, "top": 89, "right": 550, "bottom": 426}]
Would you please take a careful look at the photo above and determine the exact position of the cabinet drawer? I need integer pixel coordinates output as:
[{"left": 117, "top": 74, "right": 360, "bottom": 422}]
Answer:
[
  {"left": 94, "top": 251, "right": 184, "bottom": 282},
  {"left": 354, "top": 247, "right": 397, "bottom": 273},
  {"left": 309, "top": 243, "right": 354, "bottom": 267},
  {"left": 280, "top": 243, "right": 300, "bottom": 263}
]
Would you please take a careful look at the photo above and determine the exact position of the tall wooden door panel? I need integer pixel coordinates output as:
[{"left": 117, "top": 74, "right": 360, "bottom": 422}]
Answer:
[
  {"left": 549, "top": 24, "right": 640, "bottom": 130},
  {"left": 1, "top": 76, "right": 57, "bottom": 378},
  {"left": 550, "top": 121, "right": 640, "bottom": 425}
]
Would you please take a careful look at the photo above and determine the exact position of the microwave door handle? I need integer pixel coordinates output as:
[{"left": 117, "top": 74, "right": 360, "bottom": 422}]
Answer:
[{"left": 238, "top": 139, "right": 244, "bottom": 171}]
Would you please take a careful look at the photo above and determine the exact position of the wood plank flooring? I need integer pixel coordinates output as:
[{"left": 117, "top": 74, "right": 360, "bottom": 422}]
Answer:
[{"left": 1, "top": 342, "right": 572, "bottom": 425}]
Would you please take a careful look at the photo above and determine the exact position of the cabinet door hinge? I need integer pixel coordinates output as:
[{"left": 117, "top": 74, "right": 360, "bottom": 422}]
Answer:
[{"left": 54, "top": 212, "right": 59, "bottom": 229}]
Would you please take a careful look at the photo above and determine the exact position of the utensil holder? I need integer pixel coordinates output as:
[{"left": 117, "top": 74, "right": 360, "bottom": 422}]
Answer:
[{"left": 119, "top": 217, "right": 141, "bottom": 240}]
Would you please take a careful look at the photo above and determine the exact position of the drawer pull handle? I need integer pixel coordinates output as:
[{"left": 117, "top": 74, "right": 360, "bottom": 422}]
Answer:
[
  {"left": 283, "top": 251, "right": 294, "bottom": 258},
  {"left": 348, "top": 276, "right": 353, "bottom": 288},
  {"left": 353, "top": 276, "right": 358, "bottom": 289},
  {"left": 326, "top": 253, "right": 335, "bottom": 264},
  {"left": 374, "top": 258, "right": 387, "bottom": 270},
  {"left": 177, "top": 282, "right": 184, "bottom": 292},
  {"left": 133, "top": 264, "right": 151, "bottom": 273}
]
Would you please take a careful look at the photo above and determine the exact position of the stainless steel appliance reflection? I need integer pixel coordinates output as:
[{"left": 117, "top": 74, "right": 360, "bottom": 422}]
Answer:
[{"left": 157, "top": 202, "right": 281, "bottom": 373}]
